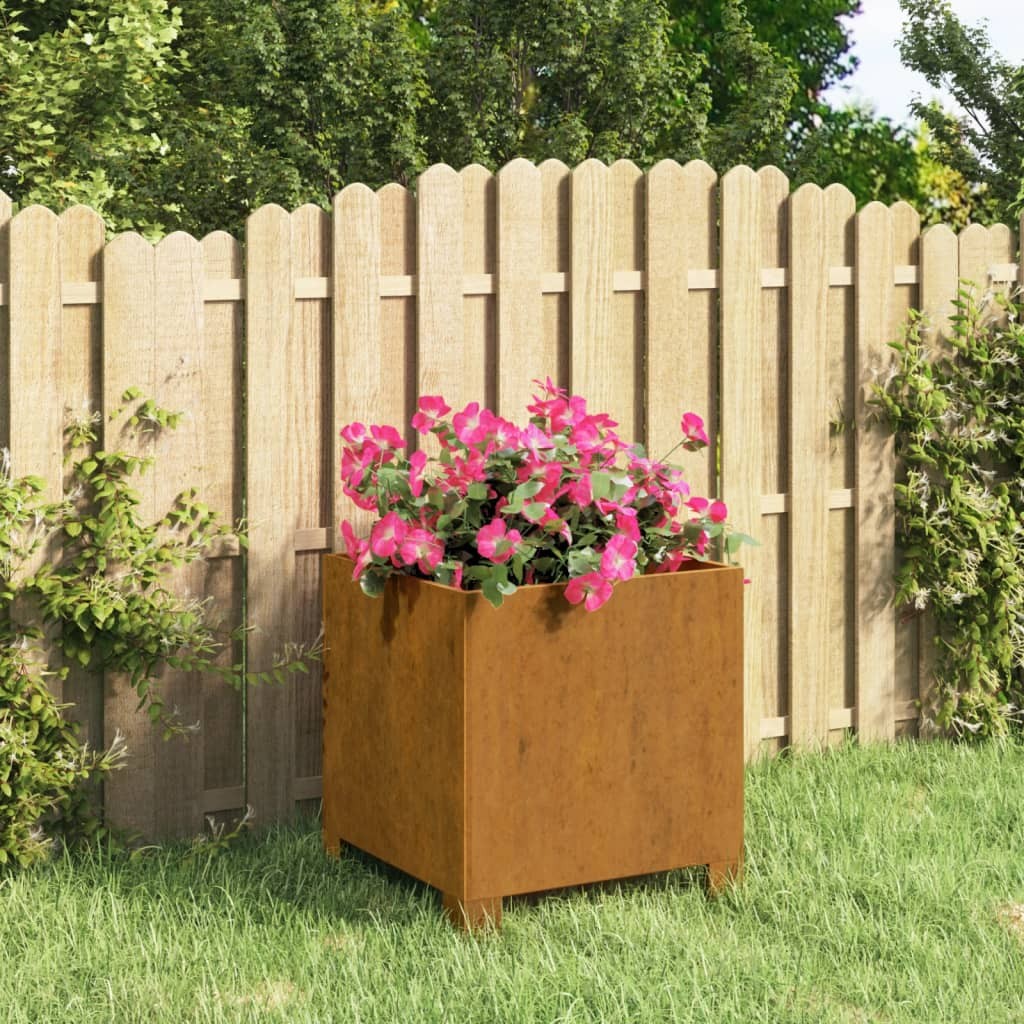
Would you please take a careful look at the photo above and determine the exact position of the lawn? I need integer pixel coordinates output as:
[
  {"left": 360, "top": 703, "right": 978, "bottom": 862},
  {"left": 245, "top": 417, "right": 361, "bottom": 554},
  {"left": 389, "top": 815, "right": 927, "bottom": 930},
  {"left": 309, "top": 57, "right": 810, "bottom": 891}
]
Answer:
[{"left": 2, "top": 738, "right": 1023, "bottom": 1023}]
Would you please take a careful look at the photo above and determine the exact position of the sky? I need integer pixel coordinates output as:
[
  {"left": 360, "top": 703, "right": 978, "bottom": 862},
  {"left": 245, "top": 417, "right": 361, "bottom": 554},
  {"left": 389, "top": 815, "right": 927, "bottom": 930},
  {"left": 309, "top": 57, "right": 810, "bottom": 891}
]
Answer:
[{"left": 823, "top": 0, "right": 1024, "bottom": 127}]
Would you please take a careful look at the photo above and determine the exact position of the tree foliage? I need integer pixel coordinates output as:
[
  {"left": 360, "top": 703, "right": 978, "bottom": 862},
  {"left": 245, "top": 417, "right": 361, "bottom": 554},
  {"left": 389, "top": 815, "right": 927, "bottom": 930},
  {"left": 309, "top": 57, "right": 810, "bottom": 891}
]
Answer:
[
  {"left": 0, "top": 0, "right": 188, "bottom": 234},
  {"left": 418, "top": 0, "right": 710, "bottom": 169},
  {"left": 0, "top": 0, "right": 951, "bottom": 238},
  {"left": 899, "top": 0, "right": 1024, "bottom": 223}
]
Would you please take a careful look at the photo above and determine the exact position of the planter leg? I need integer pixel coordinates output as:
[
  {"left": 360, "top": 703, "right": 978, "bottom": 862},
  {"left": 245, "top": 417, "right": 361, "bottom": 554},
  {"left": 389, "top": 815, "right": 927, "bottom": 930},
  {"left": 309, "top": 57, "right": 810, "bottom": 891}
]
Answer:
[
  {"left": 442, "top": 893, "right": 502, "bottom": 931},
  {"left": 706, "top": 858, "right": 742, "bottom": 896},
  {"left": 323, "top": 832, "right": 345, "bottom": 859}
]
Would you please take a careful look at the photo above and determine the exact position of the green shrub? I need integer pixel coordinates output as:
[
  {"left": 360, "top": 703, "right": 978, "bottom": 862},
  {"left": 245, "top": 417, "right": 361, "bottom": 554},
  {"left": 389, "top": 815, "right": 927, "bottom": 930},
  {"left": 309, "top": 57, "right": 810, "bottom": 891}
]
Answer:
[
  {"left": 1, "top": 391, "right": 316, "bottom": 868},
  {"left": 874, "top": 288, "right": 1024, "bottom": 736}
]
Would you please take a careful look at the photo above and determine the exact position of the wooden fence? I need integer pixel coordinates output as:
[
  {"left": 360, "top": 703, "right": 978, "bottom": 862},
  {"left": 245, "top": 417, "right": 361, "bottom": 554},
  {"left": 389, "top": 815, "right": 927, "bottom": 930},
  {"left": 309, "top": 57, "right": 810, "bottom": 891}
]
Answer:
[{"left": 1, "top": 158, "right": 1020, "bottom": 840}]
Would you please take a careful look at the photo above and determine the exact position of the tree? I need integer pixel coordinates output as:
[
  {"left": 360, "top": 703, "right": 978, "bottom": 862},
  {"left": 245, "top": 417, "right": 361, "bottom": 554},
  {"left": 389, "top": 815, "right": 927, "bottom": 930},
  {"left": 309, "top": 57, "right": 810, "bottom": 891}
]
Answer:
[
  {"left": 175, "top": 0, "right": 427, "bottom": 230},
  {"left": 899, "top": 0, "right": 1024, "bottom": 223},
  {"left": 0, "top": 0, "right": 190, "bottom": 235},
  {"left": 669, "top": 0, "right": 861, "bottom": 140},
  {"left": 418, "top": 0, "right": 711, "bottom": 169},
  {"left": 787, "top": 103, "right": 925, "bottom": 206}
]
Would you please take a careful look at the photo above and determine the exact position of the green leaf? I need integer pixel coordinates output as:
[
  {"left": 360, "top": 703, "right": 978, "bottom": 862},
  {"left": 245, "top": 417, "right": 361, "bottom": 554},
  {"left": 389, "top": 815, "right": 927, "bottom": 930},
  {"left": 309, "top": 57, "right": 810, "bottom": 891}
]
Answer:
[
  {"left": 359, "top": 572, "right": 387, "bottom": 598},
  {"left": 481, "top": 578, "right": 504, "bottom": 608}
]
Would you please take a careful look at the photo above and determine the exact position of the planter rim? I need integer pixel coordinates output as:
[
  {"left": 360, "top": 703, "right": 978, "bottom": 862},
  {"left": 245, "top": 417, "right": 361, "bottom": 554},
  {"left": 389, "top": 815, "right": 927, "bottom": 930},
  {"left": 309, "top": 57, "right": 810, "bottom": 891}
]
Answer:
[{"left": 328, "top": 553, "right": 741, "bottom": 601}]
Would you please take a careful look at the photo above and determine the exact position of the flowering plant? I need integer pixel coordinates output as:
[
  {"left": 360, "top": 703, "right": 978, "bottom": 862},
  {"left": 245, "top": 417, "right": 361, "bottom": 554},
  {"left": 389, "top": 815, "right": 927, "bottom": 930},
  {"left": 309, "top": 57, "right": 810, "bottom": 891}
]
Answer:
[{"left": 338, "top": 380, "right": 749, "bottom": 611}]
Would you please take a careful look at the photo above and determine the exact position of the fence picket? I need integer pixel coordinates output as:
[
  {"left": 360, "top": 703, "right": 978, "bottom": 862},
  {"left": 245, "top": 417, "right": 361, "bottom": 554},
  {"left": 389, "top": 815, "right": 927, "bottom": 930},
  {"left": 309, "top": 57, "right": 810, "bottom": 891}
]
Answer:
[
  {"left": 497, "top": 159, "right": 544, "bottom": 419},
  {"left": 570, "top": 161, "right": 614, "bottom": 409},
  {"left": 539, "top": 160, "right": 571, "bottom": 392},
  {"left": 854, "top": 203, "right": 896, "bottom": 741},
  {"left": 917, "top": 224, "right": 959, "bottom": 737},
  {"left": 333, "top": 184, "right": 383, "bottom": 543},
  {"left": 101, "top": 231, "right": 160, "bottom": 834},
  {"left": 418, "top": 165, "right": 468, "bottom": 412},
  {"left": 720, "top": 166, "right": 763, "bottom": 758},
  {"left": 757, "top": 166, "right": 789, "bottom": 749},
  {"left": 0, "top": 190, "right": 9, "bottom": 453},
  {"left": 377, "top": 183, "right": 416, "bottom": 448},
  {"left": 824, "top": 184, "right": 857, "bottom": 740},
  {"left": 199, "top": 229, "right": 245, "bottom": 811},
  {"left": 609, "top": 159, "right": 644, "bottom": 442},
  {"left": 245, "top": 204, "right": 297, "bottom": 824},
  {"left": 645, "top": 159, "right": 717, "bottom": 497},
  {"left": 788, "top": 185, "right": 831, "bottom": 748}
]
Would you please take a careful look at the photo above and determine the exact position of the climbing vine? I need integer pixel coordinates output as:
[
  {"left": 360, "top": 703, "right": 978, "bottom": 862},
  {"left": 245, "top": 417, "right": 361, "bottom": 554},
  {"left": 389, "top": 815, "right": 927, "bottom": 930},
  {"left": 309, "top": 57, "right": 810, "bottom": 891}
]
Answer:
[
  {"left": 873, "top": 289, "right": 1024, "bottom": 737},
  {"left": 1, "top": 390, "right": 317, "bottom": 867}
]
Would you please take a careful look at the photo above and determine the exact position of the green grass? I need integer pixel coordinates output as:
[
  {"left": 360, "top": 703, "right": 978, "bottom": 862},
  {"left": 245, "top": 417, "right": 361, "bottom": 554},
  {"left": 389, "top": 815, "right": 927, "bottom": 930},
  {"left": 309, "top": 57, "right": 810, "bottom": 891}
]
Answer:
[{"left": 3, "top": 739, "right": 1023, "bottom": 1023}]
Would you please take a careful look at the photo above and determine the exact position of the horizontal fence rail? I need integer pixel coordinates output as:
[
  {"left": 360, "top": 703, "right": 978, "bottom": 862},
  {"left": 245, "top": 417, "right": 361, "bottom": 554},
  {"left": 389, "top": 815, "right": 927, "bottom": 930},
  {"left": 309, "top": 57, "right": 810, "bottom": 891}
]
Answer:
[{"left": 1, "top": 159, "right": 1020, "bottom": 838}]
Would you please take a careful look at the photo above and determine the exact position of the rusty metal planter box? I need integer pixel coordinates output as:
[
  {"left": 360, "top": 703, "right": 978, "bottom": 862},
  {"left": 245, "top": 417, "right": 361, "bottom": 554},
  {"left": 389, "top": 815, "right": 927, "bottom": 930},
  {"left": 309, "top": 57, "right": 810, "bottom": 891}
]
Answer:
[{"left": 322, "top": 553, "right": 744, "bottom": 928}]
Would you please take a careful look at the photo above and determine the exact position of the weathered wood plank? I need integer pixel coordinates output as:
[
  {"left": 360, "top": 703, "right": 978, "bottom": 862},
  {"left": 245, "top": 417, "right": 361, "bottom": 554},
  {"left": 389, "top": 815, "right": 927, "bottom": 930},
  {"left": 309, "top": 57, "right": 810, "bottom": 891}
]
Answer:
[
  {"left": 8, "top": 207, "right": 62, "bottom": 502},
  {"left": 719, "top": 166, "right": 763, "bottom": 759},
  {"left": 788, "top": 184, "right": 831, "bottom": 749},
  {"left": 646, "top": 159, "right": 717, "bottom": 496},
  {"left": 101, "top": 231, "right": 160, "bottom": 834},
  {"left": 609, "top": 159, "right": 644, "bottom": 441},
  {"left": 245, "top": 204, "right": 297, "bottom": 824},
  {"left": 200, "top": 230, "right": 245, "bottom": 805},
  {"left": 0, "top": 190, "right": 10, "bottom": 451},
  {"left": 290, "top": 204, "right": 331, "bottom": 791},
  {"left": 854, "top": 203, "right": 896, "bottom": 742},
  {"left": 824, "top": 184, "right": 857, "bottom": 740},
  {"left": 57, "top": 207, "right": 106, "bottom": 750},
  {"left": 461, "top": 164, "right": 496, "bottom": 411},
  {"left": 496, "top": 159, "right": 544, "bottom": 419},
  {"left": 377, "top": 183, "right": 417, "bottom": 448},
  {"left": 757, "top": 165, "right": 789, "bottom": 751},
  {"left": 890, "top": 202, "right": 921, "bottom": 738},
  {"left": 332, "top": 184, "right": 383, "bottom": 544},
  {"left": 570, "top": 160, "right": 614, "bottom": 409},
  {"left": 916, "top": 223, "right": 959, "bottom": 738},
  {"left": 417, "top": 165, "right": 468, "bottom": 413},
  {"left": 539, "top": 159, "right": 571, "bottom": 394}
]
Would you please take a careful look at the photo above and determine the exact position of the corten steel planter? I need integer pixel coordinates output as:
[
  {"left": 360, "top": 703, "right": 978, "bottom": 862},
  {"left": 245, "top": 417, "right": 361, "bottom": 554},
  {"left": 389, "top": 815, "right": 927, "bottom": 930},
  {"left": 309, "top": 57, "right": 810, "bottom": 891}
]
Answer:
[{"left": 322, "top": 554, "right": 744, "bottom": 930}]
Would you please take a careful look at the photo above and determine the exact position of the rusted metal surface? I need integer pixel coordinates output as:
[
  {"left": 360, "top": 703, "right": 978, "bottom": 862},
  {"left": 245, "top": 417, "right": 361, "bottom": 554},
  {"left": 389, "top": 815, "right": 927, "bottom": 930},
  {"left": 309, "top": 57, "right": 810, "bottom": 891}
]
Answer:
[{"left": 322, "top": 555, "right": 744, "bottom": 929}]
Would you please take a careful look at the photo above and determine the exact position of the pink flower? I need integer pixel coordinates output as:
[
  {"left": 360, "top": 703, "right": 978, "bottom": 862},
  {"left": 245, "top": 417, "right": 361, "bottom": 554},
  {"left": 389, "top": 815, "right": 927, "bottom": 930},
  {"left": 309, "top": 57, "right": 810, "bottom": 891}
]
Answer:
[
  {"left": 680, "top": 412, "right": 709, "bottom": 447},
  {"left": 520, "top": 422, "right": 556, "bottom": 458},
  {"left": 408, "top": 450, "right": 428, "bottom": 497},
  {"left": 600, "top": 535, "right": 637, "bottom": 581},
  {"left": 614, "top": 507, "right": 641, "bottom": 542},
  {"left": 370, "top": 512, "right": 406, "bottom": 558},
  {"left": 450, "top": 563, "right": 464, "bottom": 590},
  {"left": 480, "top": 410, "right": 521, "bottom": 451},
  {"left": 411, "top": 395, "right": 452, "bottom": 434},
  {"left": 695, "top": 529, "right": 710, "bottom": 556},
  {"left": 340, "top": 520, "right": 366, "bottom": 562},
  {"left": 340, "top": 422, "right": 369, "bottom": 447},
  {"left": 370, "top": 424, "right": 405, "bottom": 449},
  {"left": 709, "top": 500, "right": 728, "bottom": 523},
  {"left": 565, "top": 572, "right": 614, "bottom": 611},
  {"left": 475, "top": 519, "right": 523, "bottom": 564},
  {"left": 686, "top": 496, "right": 709, "bottom": 515},
  {"left": 566, "top": 472, "right": 593, "bottom": 506},
  {"left": 443, "top": 449, "right": 489, "bottom": 493},
  {"left": 352, "top": 545, "right": 373, "bottom": 579},
  {"left": 549, "top": 394, "right": 589, "bottom": 434},
  {"left": 453, "top": 402, "right": 487, "bottom": 446},
  {"left": 398, "top": 527, "right": 444, "bottom": 574},
  {"left": 517, "top": 459, "right": 564, "bottom": 504}
]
